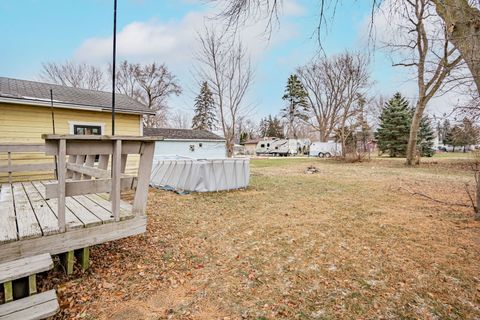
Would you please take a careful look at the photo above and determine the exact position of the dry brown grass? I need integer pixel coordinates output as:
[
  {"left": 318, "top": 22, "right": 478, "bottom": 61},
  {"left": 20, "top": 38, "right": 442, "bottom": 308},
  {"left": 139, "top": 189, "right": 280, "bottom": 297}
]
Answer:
[{"left": 45, "top": 157, "right": 480, "bottom": 319}]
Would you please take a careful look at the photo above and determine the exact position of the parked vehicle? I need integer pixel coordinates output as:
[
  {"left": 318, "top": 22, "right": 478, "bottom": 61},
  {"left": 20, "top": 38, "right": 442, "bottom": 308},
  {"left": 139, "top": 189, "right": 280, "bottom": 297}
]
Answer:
[
  {"left": 256, "top": 138, "right": 310, "bottom": 156},
  {"left": 309, "top": 141, "right": 342, "bottom": 157}
]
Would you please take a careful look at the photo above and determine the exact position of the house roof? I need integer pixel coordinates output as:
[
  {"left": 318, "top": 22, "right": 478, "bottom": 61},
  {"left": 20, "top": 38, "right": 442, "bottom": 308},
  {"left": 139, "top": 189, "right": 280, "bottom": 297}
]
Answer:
[
  {"left": 0, "top": 77, "right": 154, "bottom": 115},
  {"left": 144, "top": 127, "right": 225, "bottom": 141},
  {"left": 243, "top": 138, "right": 260, "bottom": 145}
]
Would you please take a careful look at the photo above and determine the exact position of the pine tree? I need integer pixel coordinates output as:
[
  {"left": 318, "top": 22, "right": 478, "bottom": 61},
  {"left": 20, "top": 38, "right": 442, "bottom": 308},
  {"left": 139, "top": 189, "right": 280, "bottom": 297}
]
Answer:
[
  {"left": 418, "top": 115, "right": 435, "bottom": 157},
  {"left": 281, "top": 74, "right": 308, "bottom": 138},
  {"left": 192, "top": 82, "right": 217, "bottom": 131},
  {"left": 376, "top": 93, "right": 412, "bottom": 157}
]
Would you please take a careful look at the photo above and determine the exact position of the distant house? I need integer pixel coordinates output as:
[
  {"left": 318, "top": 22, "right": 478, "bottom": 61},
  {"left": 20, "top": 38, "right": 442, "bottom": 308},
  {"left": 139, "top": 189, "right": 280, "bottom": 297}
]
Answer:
[
  {"left": 242, "top": 139, "right": 260, "bottom": 155},
  {"left": 0, "top": 77, "right": 154, "bottom": 181},
  {"left": 143, "top": 127, "right": 226, "bottom": 159}
]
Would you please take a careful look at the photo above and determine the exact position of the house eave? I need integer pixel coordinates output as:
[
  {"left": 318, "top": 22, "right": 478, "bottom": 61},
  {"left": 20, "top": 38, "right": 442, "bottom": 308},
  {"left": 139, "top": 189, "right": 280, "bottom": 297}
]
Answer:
[{"left": 0, "top": 96, "right": 155, "bottom": 116}]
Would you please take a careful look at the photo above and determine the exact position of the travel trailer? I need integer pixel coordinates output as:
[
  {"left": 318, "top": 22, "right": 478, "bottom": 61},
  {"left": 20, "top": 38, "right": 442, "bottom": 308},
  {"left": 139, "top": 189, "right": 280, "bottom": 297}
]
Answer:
[
  {"left": 309, "top": 141, "right": 342, "bottom": 157},
  {"left": 256, "top": 138, "right": 310, "bottom": 156}
]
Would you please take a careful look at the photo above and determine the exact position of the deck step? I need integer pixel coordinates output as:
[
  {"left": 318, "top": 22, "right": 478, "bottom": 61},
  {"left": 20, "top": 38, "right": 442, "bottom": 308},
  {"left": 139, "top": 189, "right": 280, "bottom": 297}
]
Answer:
[
  {"left": 0, "top": 254, "right": 53, "bottom": 284},
  {"left": 0, "top": 290, "right": 59, "bottom": 320}
]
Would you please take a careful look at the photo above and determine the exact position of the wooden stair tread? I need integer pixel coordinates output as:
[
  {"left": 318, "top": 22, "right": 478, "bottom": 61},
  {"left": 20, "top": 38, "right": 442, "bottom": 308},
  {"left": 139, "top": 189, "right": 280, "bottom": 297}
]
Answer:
[
  {"left": 0, "top": 254, "right": 53, "bottom": 283},
  {"left": 0, "top": 290, "right": 59, "bottom": 320}
]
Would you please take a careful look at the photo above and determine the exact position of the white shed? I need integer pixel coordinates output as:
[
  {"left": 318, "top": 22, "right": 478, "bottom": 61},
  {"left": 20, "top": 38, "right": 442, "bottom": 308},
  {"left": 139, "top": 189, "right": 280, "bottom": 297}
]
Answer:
[{"left": 143, "top": 127, "right": 226, "bottom": 159}]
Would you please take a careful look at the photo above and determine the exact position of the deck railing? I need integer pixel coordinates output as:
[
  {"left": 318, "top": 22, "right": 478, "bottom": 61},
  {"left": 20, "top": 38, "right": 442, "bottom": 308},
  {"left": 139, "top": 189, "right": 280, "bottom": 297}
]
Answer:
[
  {"left": 0, "top": 144, "right": 54, "bottom": 183},
  {"left": 42, "top": 135, "right": 158, "bottom": 232}
]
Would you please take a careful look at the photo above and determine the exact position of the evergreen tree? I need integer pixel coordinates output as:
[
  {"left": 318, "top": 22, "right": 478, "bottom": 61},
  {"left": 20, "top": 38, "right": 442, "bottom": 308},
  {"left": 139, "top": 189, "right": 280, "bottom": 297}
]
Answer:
[
  {"left": 192, "top": 82, "right": 217, "bottom": 131},
  {"left": 441, "top": 119, "right": 452, "bottom": 145},
  {"left": 376, "top": 93, "right": 412, "bottom": 157},
  {"left": 259, "top": 115, "right": 285, "bottom": 138},
  {"left": 281, "top": 74, "right": 309, "bottom": 138},
  {"left": 418, "top": 115, "right": 435, "bottom": 157}
]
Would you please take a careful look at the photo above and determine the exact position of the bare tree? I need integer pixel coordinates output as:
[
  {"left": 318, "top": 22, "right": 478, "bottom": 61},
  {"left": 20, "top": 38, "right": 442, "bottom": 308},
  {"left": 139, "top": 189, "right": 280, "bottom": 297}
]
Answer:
[
  {"left": 112, "top": 61, "right": 182, "bottom": 128},
  {"left": 209, "top": 0, "right": 480, "bottom": 111},
  {"left": 40, "top": 61, "right": 105, "bottom": 90},
  {"left": 296, "top": 52, "right": 370, "bottom": 148},
  {"left": 169, "top": 110, "right": 192, "bottom": 129},
  {"left": 385, "top": 0, "right": 462, "bottom": 165},
  {"left": 195, "top": 28, "right": 254, "bottom": 157}
]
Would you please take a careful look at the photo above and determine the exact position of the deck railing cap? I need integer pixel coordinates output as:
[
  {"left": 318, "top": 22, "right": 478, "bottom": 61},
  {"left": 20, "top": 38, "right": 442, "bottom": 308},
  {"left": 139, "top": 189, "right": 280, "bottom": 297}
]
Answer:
[{"left": 41, "top": 134, "right": 163, "bottom": 141}]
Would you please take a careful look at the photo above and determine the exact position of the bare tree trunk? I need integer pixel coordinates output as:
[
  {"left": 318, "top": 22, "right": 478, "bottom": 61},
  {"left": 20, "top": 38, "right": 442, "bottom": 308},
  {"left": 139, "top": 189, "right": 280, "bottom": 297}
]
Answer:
[
  {"left": 406, "top": 100, "right": 426, "bottom": 165},
  {"left": 433, "top": 0, "right": 480, "bottom": 93}
]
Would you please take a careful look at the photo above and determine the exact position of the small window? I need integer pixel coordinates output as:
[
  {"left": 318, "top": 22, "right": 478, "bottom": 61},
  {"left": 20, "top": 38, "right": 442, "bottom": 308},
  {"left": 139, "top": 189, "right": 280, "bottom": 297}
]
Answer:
[
  {"left": 189, "top": 145, "right": 195, "bottom": 152},
  {"left": 267, "top": 143, "right": 270, "bottom": 147},
  {"left": 73, "top": 125, "right": 102, "bottom": 135},
  {"left": 261, "top": 144, "right": 265, "bottom": 148},
  {"left": 199, "top": 143, "right": 203, "bottom": 148}
]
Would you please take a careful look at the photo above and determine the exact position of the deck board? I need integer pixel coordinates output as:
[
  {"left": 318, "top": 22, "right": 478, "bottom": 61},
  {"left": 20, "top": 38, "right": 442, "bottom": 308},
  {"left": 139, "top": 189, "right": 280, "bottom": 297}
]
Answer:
[
  {"left": 22, "top": 182, "right": 59, "bottom": 236},
  {"left": 0, "top": 184, "right": 17, "bottom": 243},
  {"left": 72, "top": 195, "right": 114, "bottom": 223},
  {"left": 12, "top": 183, "right": 42, "bottom": 240},
  {"left": 86, "top": 193, "right": 134, "bottom": 221},
  {"left": 31, "top": 181, "right": 84, "bottom": 230}
]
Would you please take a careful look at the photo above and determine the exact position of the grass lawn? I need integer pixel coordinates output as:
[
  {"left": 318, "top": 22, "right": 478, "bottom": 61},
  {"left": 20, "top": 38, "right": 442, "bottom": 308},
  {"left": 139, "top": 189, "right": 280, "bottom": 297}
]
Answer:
[{"left": 46, "top": 157, "right": 480, "bottom": 319}]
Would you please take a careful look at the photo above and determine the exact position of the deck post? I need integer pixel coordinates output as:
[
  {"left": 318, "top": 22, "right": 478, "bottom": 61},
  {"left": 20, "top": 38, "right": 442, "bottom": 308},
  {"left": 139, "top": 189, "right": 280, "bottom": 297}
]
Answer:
[
  {"left": 132, "top": 142, "right": 155, "bottom": 216},
  {"left": 4, "top": 281, "right": 13, "bottom": 302},
  {"left": 61, "top": 251, "right": 75, "bottom": 275},
  {"left": 57, "top": 139, "right": 66, "bottom": 233},
  {"left": 75, "top": 247, "right": 90, "bottom": 271},
  {"left": 111, "top": 139, "right": 122, "bottom": 222},
  {"left": 28, "top": 275, "right": 37, "bottom": 295},
  {"left": 7, "top": 151, "right": 12, "bottom": 184}
]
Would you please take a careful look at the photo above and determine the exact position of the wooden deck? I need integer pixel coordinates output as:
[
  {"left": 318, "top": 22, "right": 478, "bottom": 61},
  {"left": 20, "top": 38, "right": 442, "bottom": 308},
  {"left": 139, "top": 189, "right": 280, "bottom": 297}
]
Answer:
[
  {"left": 0, "top": 180, "right": 135, "bottom": 244},
  {"left": 0, "top": 180, "right": 146, "bottom": 264}
]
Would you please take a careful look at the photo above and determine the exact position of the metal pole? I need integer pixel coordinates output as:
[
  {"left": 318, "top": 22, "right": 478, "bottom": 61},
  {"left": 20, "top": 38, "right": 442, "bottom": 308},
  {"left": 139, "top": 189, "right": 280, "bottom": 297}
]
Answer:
[
  {"left": 111, "top": 0, "right": 117, "bottom": 136},
  {"left": 50, "top": 89, "right": 58, "bottom": 179}
]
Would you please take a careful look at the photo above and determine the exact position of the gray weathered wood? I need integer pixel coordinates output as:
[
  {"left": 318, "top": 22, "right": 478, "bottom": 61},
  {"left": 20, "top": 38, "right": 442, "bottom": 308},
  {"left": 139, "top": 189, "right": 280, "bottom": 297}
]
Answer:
[
  {"left": 66, "top": 155, "right": 76, "bottom": 179},
  {"left": 0, "top": 253, "right": 53, "bottom": 284},
  {"left": 0, "top": 144, "right": 45, "bottom": 153},
  {"left": 83, "top": 155, "right": 96, "bottom": 180},
  {"left": 0, "top": 216, "right": 146, "bottom": 263},
  {"left": 44, "top": 177, "right": 135, "bottom": 198},
  {"left": 132, "top": 142, "right": 155, "bottom": 216},
  {"left": 12, "top": 183, "right": 42, "bottom": 240},
  {"left": 45, "top": 139, "right": 156, "bottom": 156},
  {"left": 0, "top": 184, "right": 17, "bottom": 243},
  {"left": 66, "top": 163, "right": 110, "bottom": 179},
  {"left": 98, "top": 154, "right": 109, "bottom": 170},
  {"left": 73, "top": 155, "right": 86, "bottom": 180},
  {"left": 22, "top": 182, "right": 59, "bottom": 236},
  {"left": 112, "top": 140, "right": 122, "bottom": 222},
  {"left": 85, "top": 193, "right": 134, "bottom": 221},
  {"left": 31, "top": 181, "right": 83, "bottom": 231},
  {"left": 0, "top": 289, "right": 59, "bottom": 320},
  {"left": 57, "top": 139, "right": 66, "bottom": 233},
  {"left": 7, "top": 152, "right": 11, "bottom": 184},
  {"left": 72, "top": 195, "right": 114, "bottom": 223}
]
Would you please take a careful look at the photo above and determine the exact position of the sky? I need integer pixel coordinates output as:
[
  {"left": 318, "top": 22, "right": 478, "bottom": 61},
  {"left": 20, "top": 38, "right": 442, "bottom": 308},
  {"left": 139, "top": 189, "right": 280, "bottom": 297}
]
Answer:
[{"left": 0, "top": 0, "right": 460, "bottom": 123}]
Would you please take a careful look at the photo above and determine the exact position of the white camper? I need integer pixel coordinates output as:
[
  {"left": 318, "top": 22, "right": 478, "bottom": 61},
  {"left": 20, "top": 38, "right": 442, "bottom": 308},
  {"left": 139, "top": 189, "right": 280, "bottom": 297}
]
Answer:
[
  {"left": 256, "top": 138, "right": 310, "bottom": 156},
  {"left": 309, "top": 141, "right": 342, "bottom": 157}
]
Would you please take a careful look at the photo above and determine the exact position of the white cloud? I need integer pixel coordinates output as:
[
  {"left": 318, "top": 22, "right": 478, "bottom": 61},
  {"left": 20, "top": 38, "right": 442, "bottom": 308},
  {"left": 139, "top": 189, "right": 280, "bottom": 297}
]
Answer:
[{"left": 74, "top": 0, "right": 304, "bottom": 65}]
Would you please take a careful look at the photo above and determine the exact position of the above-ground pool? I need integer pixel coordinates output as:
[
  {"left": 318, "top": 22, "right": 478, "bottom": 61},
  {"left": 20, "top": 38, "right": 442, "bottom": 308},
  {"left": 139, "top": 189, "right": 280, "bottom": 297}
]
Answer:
[{"left": 150, "top": 157, "right": 250, "bottom": 192}]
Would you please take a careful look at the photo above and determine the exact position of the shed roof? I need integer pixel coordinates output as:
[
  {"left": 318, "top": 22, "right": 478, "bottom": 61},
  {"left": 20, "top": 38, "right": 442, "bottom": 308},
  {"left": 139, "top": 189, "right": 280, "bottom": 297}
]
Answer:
[
  {"left": 144, "top": 128, "right": 225, "bottom": 141},
  {"left": 0, "top": 77, "right": 154, "bottom": 115}
]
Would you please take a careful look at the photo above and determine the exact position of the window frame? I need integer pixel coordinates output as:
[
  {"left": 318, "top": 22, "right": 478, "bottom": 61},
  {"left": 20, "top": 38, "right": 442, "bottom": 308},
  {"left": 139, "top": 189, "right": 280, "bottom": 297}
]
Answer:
[{"left": 69, "top": 121, "right": 105, "bottom": 135}]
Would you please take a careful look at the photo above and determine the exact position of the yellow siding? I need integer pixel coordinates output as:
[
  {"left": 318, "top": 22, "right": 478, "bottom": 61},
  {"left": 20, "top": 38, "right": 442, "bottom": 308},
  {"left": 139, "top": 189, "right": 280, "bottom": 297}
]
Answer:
[{"left": 0, "top": 103, "right": 142, "bottom": 182}]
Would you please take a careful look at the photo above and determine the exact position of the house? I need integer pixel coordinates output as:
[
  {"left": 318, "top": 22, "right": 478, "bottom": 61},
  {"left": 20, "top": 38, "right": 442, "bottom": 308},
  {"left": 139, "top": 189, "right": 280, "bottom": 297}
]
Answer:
[
  {"left": 144, "top": 127, "right": 226, "bottom": 159},
  {"left": 242, "top": 138, "right": 260, "bottom": 155},
  {"left": 0, "top": 76, "right": 154, "bottom": 181},
  {"left": 0, "top": 77, "right": 158, "bottom": 318}
]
